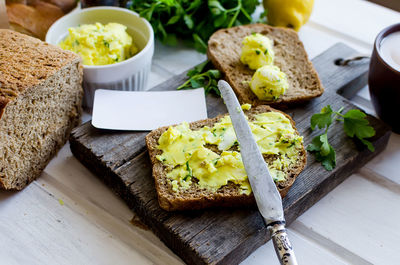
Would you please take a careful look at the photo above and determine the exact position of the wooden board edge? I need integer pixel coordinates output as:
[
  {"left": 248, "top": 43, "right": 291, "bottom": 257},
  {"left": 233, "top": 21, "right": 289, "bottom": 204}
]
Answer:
[
  {"left": 69, "top": 133, "right": 138, "bottom": 205},
  {"left": 69, "top": 136, "right": 205, "bottom": 264}
]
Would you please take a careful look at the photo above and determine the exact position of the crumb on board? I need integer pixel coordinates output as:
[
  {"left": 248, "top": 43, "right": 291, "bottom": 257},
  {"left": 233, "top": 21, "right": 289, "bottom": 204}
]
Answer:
[{"left": 130, "top": 215, "right": 149, "bottom": 231}]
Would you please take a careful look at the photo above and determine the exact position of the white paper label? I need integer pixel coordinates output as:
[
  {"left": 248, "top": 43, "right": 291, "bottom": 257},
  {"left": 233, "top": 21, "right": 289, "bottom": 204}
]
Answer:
[{"left": 92, "top": 88, "right": 207, "bottom": 131}]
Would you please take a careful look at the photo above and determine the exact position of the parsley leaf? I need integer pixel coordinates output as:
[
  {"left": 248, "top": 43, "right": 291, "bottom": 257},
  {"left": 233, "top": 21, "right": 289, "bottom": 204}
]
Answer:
[
  {"left": 342, "top": 109, "right": 376, "bottom": 151},
  {"left": 318, "top": 146, "right": 336, "bottom": 171},
  {"left": 208, "top": 69, "right": 221, "bottom": 79},
  {"left": 310, "top": 105, "right": 333, "bottom": 130},
  {"left": 307, "top": 133, "right": 336, "bottom": 171},
  {"left": 129, "top": 0, "right": 262, "bottom": 53},
  {"left": 306, "top": 135, "right": 322, "bottom": 152},
  {"left": 360, "top": 139, "right": 375, "bottom": 152},
  {"left": 190, "top": 77, "right": 205, "bottom": 88},
  {"left": 319, "top": 133, "right": 331, "bottom": 156},
  {"left": 177, "top": 60, "right": 221, "bottom": 96},
  {"left": 307, "top": 105, "right": 376, "bottom": 171},
  {"left": 187, "top": 60, "right": 207, "bottom": 77}
]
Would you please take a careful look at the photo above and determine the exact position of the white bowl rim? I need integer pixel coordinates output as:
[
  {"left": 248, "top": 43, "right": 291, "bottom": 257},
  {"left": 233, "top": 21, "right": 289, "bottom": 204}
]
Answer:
[{"left": 46, "top": 6, "right": 154, "bottom": 70}]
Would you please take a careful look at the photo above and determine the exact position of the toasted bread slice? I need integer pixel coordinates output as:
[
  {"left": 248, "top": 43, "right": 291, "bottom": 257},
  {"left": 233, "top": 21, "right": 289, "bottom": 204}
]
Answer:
[
  {"left": 146, "top": 105, "right": 306, "bottom": 211},
  {"left": 207, "top": 24, "right": 324, "bottom": 107}
]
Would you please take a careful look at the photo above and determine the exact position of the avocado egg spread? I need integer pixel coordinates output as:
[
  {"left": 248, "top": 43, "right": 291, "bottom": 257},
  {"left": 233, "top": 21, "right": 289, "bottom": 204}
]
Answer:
[
  {"left": 240, "top": 33, "right": 275, "bottom": 70},
  {"left": 250, "top": 65, "right": 289, "bottom": 101},
  {"left": 241, "top": 33, "right": 289, "bottom": 101},
  {"left": 156, "top": 108, "right": 303, "bottom": 195},
  {"left": 59, "top": 22, "right": 138, "bottom": 66}
]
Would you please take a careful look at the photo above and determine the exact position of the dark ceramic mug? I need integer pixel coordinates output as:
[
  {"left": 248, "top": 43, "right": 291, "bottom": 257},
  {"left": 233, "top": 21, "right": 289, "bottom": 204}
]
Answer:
[{"left": 369, "top": 23, "right": 400, "bottom": 134}]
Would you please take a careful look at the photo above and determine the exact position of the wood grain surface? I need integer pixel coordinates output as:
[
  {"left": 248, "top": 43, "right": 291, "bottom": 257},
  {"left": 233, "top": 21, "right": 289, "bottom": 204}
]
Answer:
[{"left": 69, "top": 43, "right": 391, "bottom": 265}]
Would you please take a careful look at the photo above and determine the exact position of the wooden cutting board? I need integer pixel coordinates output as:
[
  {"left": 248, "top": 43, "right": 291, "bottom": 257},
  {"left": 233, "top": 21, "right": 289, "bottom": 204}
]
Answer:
[{"left": 70, "top": 43, "right": 391, "bottom": 265}]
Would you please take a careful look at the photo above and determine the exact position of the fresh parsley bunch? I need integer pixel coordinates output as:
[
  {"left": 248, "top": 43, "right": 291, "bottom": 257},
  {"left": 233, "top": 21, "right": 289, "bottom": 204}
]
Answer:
[
  {"left": 177, "top": 60, "right": 221, "bottom": 95},
  {"left": 307, "top": 105, "right": 376, "bottom": 171},
  {"left": 129, "top": 0, "right": 260, "bottom": 53}
]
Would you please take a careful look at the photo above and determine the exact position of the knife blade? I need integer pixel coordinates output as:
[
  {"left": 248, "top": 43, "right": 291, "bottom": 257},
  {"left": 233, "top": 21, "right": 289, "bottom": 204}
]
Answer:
[{"left": 218, "top": 80, "right": 298, "bottom": 265}]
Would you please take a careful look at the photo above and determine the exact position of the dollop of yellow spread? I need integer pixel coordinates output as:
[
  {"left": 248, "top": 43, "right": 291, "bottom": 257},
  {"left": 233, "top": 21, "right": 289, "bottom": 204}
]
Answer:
[
  {"left": 156, "top": 109, "right": 303, "bottom": 195},
  {"left": 240, "top": 33, "right": 275, "bottom": 70},
  {"left": 250, "top": 65, "right": 289, "bottom": 101},
  {"left": 58, "top": 22, "right": 138, "bottom": 66},
  {"left": 241, "top": 103, "right": 251, "bottom": 111}
]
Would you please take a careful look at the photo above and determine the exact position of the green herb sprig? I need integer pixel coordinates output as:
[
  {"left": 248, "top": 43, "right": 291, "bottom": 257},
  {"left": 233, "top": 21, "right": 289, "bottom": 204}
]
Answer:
[
  {"left": 129, "top": 0, "right": 261, "bottom": 53},
  {"left": 307, "top": 105, "right": 376, "bottom": 171},
  {"left": 177, "top": 60, "right": 221, "bottom": 95},
  {"left": 183, "top": 161, "right": 193, "bottom": 181}
]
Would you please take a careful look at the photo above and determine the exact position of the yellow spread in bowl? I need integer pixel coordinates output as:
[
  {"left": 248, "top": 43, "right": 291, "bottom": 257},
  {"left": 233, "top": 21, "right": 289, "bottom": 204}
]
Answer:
[
  {"left": 58, "top": 22, "right": 138, "bottom": 66},
  {"left": 156, "top": 109, "right": 303, "bottom": 194}
]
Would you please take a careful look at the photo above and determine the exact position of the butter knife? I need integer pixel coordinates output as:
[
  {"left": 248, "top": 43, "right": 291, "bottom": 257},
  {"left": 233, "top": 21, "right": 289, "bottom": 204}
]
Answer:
[{"left": 218, "top": 80, "right": 298, "bottom": 265}]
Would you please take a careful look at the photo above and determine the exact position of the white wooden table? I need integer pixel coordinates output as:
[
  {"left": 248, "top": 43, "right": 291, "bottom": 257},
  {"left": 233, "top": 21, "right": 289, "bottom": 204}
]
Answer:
[{"left": 1, "top": 0, "right": 400, "bottom": 264}]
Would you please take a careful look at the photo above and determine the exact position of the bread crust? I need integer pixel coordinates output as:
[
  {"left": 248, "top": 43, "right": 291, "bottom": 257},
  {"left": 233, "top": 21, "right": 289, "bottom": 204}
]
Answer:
[
  {"left": 0, "top": 96, "right": 9, "bottom": 120},
  {"left": 207, "top": 24, "right": 324, "bottom": 108},
  {"left": 0, "top": 29, "right": 78, "bottom": 101},
  {"left": 0, "top": 29, "right": 79, "bottom": 122},
  {"left": 146, "top": 105, "right": 307, "bottom": 211}
]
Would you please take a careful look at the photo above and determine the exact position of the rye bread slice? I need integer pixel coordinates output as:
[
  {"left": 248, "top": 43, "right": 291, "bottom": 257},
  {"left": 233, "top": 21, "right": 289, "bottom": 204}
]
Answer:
[
  {"left": 146, "top": 105, "right": 306, "bottom": 211},
  {"left": 207, "top": 24, "right": 324, "bottom": 107}
]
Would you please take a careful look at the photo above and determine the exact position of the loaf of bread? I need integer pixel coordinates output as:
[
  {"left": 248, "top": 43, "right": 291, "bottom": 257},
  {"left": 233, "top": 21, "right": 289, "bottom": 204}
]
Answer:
[
  {"left": 0, "top": 29, "right": 83, "bottom": 190},
  {"left": 6, "top": 1, "right": 64, "bottom": 40},
  {"left": 146, "top": 105, "right": 306, "bottom": 211},
  {"left": 5, "top": 0, "right": 77, "bottom": 40},
  {"left": 207, "top": 24, "right": 324, "bottom": 107}
]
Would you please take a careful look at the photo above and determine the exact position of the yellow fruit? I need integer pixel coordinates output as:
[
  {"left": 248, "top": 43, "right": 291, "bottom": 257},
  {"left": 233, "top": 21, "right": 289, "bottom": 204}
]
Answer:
[{"left": 263, "top": 0, "right": 314, "bottom": 31}]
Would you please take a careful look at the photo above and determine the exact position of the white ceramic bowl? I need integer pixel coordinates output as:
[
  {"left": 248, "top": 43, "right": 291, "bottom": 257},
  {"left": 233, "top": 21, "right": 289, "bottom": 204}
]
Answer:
[{"left": 46, "top": 7, "right": 154, "bottom": 108}]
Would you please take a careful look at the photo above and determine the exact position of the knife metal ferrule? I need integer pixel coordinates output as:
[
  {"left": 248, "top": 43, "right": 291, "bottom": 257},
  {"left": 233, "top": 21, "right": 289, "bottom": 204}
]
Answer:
[{"left": 268, "top": 221, "right": 298, "bottom": 265}]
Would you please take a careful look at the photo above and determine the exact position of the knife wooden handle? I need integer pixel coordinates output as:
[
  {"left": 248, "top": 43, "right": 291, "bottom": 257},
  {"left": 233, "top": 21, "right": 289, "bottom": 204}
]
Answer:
[{"left": 268, "top": 222, "right": 298, "bottom": 265}]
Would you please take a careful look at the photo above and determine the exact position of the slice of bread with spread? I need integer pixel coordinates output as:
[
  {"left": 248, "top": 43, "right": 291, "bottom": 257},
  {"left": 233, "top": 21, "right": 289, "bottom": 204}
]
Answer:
[
  {"left": 0, "top": 29, "right": 83, "bottom": 190},
  {"left": 207, "top": 24, "right": 324, "bottom": 107},
  {"left": 146, "top": 105, "right": 306, "bottom": 211}
]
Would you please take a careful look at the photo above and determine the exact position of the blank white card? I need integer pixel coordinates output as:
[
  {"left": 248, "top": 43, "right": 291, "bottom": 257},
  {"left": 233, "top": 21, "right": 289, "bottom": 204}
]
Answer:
[{"left": 92, "top": 88, "right": 208, "bottom": 131}]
